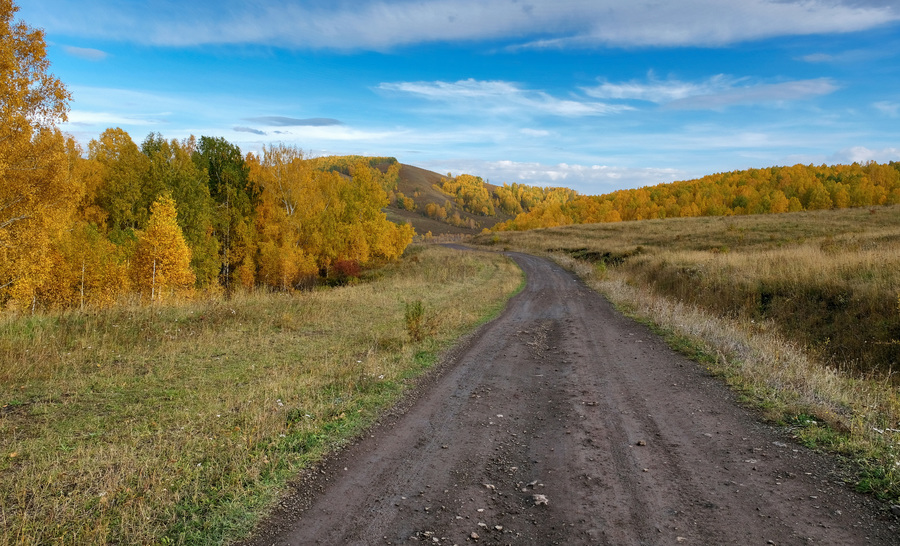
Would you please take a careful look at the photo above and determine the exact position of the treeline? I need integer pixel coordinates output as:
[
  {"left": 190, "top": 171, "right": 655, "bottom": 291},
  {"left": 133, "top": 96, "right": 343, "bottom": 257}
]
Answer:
[
  {"left": 3, "top": 128, "right": 413, "bottom": 310},
  {"left": 495, "top": 162, "right": 900, "bottom": 231},
  {"left": 436, "top": 173, "right": 577, "bottom": 218},
  {"left": 493, "top": 182, "right": 578, "bottom": 217},
  {"left": 2, "top": 4, "right": 414, "bottom": 311}
]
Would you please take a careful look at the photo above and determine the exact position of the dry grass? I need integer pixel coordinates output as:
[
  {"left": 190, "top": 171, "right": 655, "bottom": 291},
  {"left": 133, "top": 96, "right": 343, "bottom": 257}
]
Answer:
[
  {"left": 474, "top": 206, "right": 900, "bottom": 501},
  {"left": 0, "top": 246, "right": 523, "bottom": 545}
]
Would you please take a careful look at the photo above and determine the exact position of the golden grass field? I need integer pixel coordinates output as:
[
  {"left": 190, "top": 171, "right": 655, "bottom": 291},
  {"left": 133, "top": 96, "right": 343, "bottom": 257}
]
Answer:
[
  {"left": 474, "top": 205, "right": 900, "bottom": 502},
  {"left": 0, "top": 246, "right": 523, "bottom": 545}
]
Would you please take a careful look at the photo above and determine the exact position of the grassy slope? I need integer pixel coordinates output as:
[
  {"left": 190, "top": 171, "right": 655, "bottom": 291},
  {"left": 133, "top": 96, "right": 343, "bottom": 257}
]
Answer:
[
  {"left": 385, "top": 164, "right": 513, "bottom": 236},
  {"left": 0, "top": 247, "right": 523, "bottom": 545},
  {"left": 472, "top": 205, "right": 900, "bottom": 502}
]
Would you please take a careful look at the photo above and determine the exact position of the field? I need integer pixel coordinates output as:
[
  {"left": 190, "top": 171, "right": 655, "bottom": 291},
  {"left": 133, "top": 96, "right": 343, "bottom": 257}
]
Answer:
[
  {"left": 0, "top": 246, "right": 523, "bottom": 545},
  {"left": 474, "top": 205, "right": 900, "bottom": 500}
]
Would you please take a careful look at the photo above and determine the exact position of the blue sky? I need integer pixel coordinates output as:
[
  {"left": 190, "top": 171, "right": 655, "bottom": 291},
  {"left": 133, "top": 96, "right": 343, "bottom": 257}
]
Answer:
[{"left": 21, "top": 0, "right": 900, "bottom": 194}]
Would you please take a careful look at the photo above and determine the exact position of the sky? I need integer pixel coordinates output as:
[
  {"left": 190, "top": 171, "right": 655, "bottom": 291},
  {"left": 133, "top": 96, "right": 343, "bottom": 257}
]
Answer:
[{"left": 20, "top": 0, "right": 900, "bottom": 194}]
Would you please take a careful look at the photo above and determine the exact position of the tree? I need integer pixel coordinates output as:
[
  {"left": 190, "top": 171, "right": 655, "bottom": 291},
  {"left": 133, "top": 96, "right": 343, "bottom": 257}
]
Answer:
[
  {"left": 131, "top": 195, "right": 195, "bottom": 302},
  {"left": 193, "top": 136, "right": 258, "bottom": 293},
  {"left": 248, "top": 146, "right": 414, "bottom": 289},
  {"left": 39, "top": 222, "right": 130, "bottom": 308},
  {"left": 143, "top": 133, "right": 219, "bottom": 288},
  {"left": 88, "top": 128, "right": 150, "bottom": 237},
  {"left": 0, "top": 0, "right": 79, "bottom": 309},
  {"left": 248, "top": 145, "right": 318, "bottom": 290}
]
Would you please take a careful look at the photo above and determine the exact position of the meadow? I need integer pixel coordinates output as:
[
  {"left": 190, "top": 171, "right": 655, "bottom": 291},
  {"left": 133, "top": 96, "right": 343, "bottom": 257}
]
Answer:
[
  {"left": 475, "top": 205, "right": 900, "bottom": 501},
  {"left": 0, "top": 246, "right": 522, "bottom": 545}
]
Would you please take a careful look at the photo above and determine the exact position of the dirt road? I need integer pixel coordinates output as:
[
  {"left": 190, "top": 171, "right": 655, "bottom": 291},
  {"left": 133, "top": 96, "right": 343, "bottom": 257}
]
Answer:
[{"left": 245, "top": 252, "right": 898, "bottom": 545}]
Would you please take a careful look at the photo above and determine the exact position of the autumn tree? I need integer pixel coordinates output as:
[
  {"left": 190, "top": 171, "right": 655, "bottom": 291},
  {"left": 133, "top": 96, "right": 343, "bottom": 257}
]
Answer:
[
  {"left": 131, "top": 195, "right": 195, "bottom": 302},
  {"left": 88, "top": 128, "right": 150, "bottom": 239},
  {"left": 39, "top": 222, "right": 130, "bottom": 308},
  {"left": 142, "top": 133, "right": 219, "bottom": 287},
  {"left": 249, "top": 146, "right": 413, "bottom": 289},
  {"left": 0, "top": 0, "right": 80, "bottom": 309},
  {"left": 440, "top": 174, "right": 495, "bottom": 216},
  {"left": 193, "top": 136, "right": 259, "bottom": 291},
  {"left": 248, "top": 145, "right": 318, "bottom": 290}
]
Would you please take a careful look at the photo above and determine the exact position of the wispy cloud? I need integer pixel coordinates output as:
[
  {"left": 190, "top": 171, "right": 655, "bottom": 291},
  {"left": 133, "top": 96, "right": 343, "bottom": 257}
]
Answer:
[
  {"left": 798, "top": 46, "right": 896, "bottom": 64},
  {"left": 28, "top": 0, "right": 900, "bottom": 50},
  {"left": 63, "top": 110, "right": 163, "bottom": 127},
  {"left": 584, "top": 75, "right": 838, "bottom": 109},
  {"left": 244, "top": 116, "right": 343, "bottom": 127},
  {"left": 423, "top": 158, "right": 685, "bottom": 192},
  {"left": 234, "top": 126, "right": 266, "bottom": 135},
  {"left": 62, "top": 46, "right": 109, "bottom": 61},
  {"left": 520, "top": 128, "right": 551, "bottom": 137},
  {"left": 379, "top": 79, "right": 629, "bottom": 117},
  {"left": 585, "top": 75, "right": 736, "bottom": 103},
  {"left": 874, "top": 101, "right": 900, "bottom": 117}
]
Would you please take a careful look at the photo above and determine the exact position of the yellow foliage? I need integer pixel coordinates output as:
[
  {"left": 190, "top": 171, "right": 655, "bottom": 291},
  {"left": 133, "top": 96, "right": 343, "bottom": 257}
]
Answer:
[
  {"left": 0, "top": 1, "right": 78, "bottom": 309},
  {"left": 38, "top": 222, "right": 130, "bottom": 308},
  {"left": 496, "top": 162, "right": 900, "bottom": 231},
  {"left": 440, "top": 173, "right": 495, "bottom": 216},
  {"left": 249, "top": 146, "right": 414, "bottom": 288},
  {"left": 130, "top": 195, "right": 195, "bottom": 302}
]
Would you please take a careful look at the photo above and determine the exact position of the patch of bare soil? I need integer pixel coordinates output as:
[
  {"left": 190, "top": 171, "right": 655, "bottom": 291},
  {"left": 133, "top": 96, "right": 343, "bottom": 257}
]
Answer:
[{"left": 241, "top": 252, "right": 898, "bottom": 545}]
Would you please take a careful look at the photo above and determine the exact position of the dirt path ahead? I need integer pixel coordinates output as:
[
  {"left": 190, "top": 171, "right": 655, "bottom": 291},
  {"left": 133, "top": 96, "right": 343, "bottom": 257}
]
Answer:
[{"left": 245, "top": 252, "right": 898, "bottom": 545}]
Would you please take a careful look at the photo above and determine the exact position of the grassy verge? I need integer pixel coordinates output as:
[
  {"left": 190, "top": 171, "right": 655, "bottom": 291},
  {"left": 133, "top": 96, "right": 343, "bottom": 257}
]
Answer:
[
  {"left": 0, "top": 245, "right": 523, "bottom": 545},
  {"left": 473, "top": 207, "right": 900, "bottom": 504}
]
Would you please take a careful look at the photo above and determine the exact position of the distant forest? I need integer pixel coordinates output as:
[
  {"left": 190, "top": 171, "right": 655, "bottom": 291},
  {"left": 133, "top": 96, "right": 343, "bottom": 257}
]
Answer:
[{"left": 492, "top": 162, "right": 900, "bottom": 231}]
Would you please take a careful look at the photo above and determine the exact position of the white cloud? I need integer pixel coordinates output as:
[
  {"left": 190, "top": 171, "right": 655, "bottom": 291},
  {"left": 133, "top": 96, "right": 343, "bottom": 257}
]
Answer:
[
  {"left": 874, "top": 101, "right": 900, "bottom": 117},
  {"left": 801, "top": 53, "right": 837, "bottom": 63},
  {"left": 584, "top": 75, "right": 838, "bottom": 109},
  {"left": 379, "top": 79, "right": 629, "bottom": 117},
  {"left": 62, "top": 46, "right": 109, "bottom": 61},
  {"left": 829, "top": 146, "right": 900, "bottom": 164},
  {"left": 63, "top": 110, "right": 163, "bottom": 127},
  {"left": 667, "top": 79, "right": 838, "bottom": 109},
  {"left": 422, "top": 159, "right": 685, "bottom": 193},
  {"left": 585, "top": 75, "right": 737, "bottom": 103},
  {"left": 25, "top": 0, "right": 900, "bottom": 50}
]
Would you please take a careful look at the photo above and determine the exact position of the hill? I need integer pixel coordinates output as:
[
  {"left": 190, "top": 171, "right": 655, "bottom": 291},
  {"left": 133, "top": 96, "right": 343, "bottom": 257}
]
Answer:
[{"left": 383, "top": 164, "right": 515, "bottom": 236}]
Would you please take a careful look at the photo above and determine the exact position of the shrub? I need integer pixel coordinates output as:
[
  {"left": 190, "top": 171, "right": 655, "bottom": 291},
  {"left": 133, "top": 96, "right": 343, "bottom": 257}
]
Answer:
[{"left": 405, "top": 300, "right": 427, "bottom": 342}]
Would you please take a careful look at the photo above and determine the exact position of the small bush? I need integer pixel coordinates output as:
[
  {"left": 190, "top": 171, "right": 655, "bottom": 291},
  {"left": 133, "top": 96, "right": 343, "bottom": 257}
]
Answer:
[
  {"left": 328, "top": 259, "right": 361, "bottom": 286},
  {"left": 405, "top": 300, "right": 426, "bottom": 342}
]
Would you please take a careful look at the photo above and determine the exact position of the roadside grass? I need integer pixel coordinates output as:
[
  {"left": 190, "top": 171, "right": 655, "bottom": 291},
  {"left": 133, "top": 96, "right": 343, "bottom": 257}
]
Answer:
[
  {"left": 0, "top": 245, "right": 523, "bottom": 545},
  {"left": 474, "top": 206, "right": 900, "bottom": 503}
]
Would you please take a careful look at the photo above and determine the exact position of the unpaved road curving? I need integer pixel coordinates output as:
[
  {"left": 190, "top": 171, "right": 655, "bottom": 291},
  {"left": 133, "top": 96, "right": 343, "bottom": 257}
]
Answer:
[{"left": 244, "top": 252, "right": 898, "bottom": 545}]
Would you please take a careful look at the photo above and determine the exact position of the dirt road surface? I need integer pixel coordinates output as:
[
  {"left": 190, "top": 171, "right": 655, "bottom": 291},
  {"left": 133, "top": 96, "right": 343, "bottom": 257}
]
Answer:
[{"left": 244, "top": 252, "right": 898, "bottom": 545}]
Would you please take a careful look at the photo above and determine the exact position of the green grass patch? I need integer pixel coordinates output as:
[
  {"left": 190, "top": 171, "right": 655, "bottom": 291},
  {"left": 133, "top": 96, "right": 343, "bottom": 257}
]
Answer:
[{"left": 0, "top": 246, "right": 523, "bottom": 545}]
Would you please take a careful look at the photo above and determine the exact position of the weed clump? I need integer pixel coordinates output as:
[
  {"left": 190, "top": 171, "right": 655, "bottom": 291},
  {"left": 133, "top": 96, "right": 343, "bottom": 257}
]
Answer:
[{"left": 405, "top": 300, "right": 437, "bottom": 342}]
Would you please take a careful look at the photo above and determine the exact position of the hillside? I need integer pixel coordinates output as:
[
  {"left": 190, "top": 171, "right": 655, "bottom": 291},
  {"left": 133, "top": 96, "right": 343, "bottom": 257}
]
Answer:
[{"left": 384, "top": 164, "right": 514, "bottom": 236}]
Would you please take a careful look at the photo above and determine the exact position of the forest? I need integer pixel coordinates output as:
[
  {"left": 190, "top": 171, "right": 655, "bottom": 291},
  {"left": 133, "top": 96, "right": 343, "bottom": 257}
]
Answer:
[
  {"left": 493, "top": 162, "right": 900, "bottom": 231},
  {"left": 0, "top": 6, "right": 418, "bottom": 311},
  {"left": 2, "top": 124, "right": 414, "bottom": 311}
]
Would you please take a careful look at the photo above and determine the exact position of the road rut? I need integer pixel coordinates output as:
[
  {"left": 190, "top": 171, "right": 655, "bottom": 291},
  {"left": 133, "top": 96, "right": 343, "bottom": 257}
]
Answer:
[{"left": 245, "top": 252, "right": 898, "bottom": 545}]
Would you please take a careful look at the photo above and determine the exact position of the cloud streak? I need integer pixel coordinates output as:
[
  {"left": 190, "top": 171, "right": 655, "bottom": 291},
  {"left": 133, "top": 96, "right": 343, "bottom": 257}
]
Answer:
[
  {"left": 27, "top": 0, "right": 900, "bottom": 50},
  {"left": 234, "top": 126, "right": 266, "bottom": 135},
  {"left": 62, "top": 46, "right": 109, "bottom": 61},
  {"left": 379, "top": 79, "right": 629, "bottom": 117},
  {"left": 585, "top": 75, "right": 838, "bottom": 109},
  {"left": 244, "top": 116, "right": 343, "bottom": 127}
]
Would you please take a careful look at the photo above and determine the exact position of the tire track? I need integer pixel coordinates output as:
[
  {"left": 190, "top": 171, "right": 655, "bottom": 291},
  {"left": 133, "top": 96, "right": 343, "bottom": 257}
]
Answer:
[{"left": 243, "top": 252, "right": 898, "bottom": 546}]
